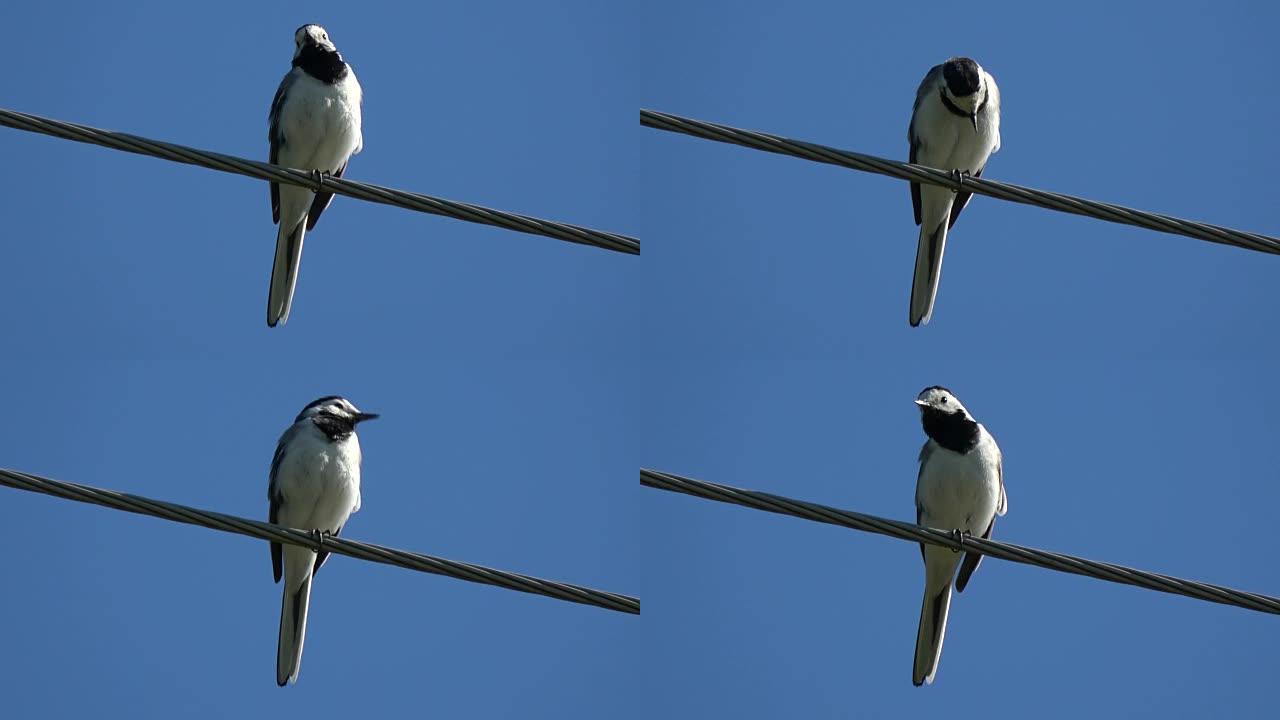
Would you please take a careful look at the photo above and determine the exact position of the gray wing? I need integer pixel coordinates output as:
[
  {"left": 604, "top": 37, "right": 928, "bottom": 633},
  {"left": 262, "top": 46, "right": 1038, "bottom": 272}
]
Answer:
[
  {"left": 268, "top": 422, "right": 301, "bottom": 583},
  {"left": 914, "top": 439, "right": 935, "bottom": 562},
  {"left": 908, "top": 64, "right": 944, "bottom": 226},
  {"left": 268, "top": 71, "right": 296, "bottom": 225}
]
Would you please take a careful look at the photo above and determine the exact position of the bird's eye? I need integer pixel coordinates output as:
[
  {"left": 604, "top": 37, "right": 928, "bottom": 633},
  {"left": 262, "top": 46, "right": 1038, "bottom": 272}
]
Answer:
[{"left": 941, "top": 397, "right": 948, "bottom": 404}]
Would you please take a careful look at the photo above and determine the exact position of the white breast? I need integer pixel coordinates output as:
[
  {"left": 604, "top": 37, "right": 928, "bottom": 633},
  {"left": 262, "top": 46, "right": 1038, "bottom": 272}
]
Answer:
[
  {"left": 277, "top": 68, "right": 364, "bottom": 172},
  {"left": 275, "top": 423, "right": 363, "bottom": 533},
  {"left": 913, "top": 78, "right": 1001, "bottom": 173},
  {"left": 915, "top": 429, "right": 1002, "bottom": 536}
]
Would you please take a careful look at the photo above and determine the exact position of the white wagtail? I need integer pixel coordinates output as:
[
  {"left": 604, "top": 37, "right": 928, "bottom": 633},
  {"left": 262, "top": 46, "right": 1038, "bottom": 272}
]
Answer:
[
  {"left": 266, "top": 24, "right": 363, "bottom": 327},
  {"left": 911, "top": 386, "right": 1006, "bottom": 686},
  {"left": 907, "top": 58, "right": 1001, "bottom": 326},
  {"left": 268, "top": 396, "right": 378, "bottom": 686}
]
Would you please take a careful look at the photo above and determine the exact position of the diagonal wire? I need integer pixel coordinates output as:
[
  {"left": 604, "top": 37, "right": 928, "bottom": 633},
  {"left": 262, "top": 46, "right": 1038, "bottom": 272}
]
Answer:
[
  {"left": 641, "top": 468, "right": 1280, "bottom": 616},
  {"left": 0, "top": 107, "right": 639, "bottom": 255},
  {"left": 0, "top": 468, "right": 639, "bottom": 615},
  {"left": 640, "top": 109, "right": 1280, "bottom": 257}
]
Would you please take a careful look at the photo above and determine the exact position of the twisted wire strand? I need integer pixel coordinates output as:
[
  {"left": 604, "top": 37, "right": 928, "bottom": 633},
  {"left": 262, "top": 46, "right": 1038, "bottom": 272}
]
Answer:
[
  {"left": 640, "top": 109, "right": 1280, "bottom": 256},
  {"left": 641, "top": 468, "right": 1280, "bottom": 616},
  {"left": 0, "top": 107, "right": 639, "bottom": 255},
  {"left": 0, "top": 468, "right": 639, "bottom": 615}
]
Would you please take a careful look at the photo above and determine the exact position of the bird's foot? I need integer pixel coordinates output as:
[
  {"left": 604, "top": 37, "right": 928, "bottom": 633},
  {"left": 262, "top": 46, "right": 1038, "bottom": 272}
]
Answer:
[
  {"left": 950, "top": 528, "right": 970, "bottom": 553},
  {"left": 311, "top": 528, "right": 326, "bottom": 550},
  {"left": 311, "top": 169, "right": 331, "bottom": 190}
]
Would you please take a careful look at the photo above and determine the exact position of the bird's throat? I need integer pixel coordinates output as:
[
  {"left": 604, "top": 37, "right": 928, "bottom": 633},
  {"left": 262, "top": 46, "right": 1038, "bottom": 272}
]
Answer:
[
  {"left": 294, "top": 47, "right": 349, "bottom": 84},
  {"left": 921, "top": 410, "right": 980, "bottom": 453},
  {"left": 939, "top": 88, "right": 987, "bottom": 126}
]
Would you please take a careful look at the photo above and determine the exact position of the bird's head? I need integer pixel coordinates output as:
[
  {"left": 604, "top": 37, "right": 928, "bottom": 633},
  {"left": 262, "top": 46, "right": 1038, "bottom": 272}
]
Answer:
[
  {"left": 940, "top": 57, "right": 986, "bottom": 128},
  {"left": 914, "top": 386, "right": 974, "bottom": 422},
  {"left": 296, "top": 396, "right": 379, "bottom": 425},
  {"left": 294, "top": 24, "right": 337, "bottom": 57}
]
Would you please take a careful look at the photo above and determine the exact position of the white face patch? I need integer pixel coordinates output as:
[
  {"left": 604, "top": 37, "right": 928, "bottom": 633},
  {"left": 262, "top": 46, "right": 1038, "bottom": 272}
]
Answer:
[
  {"left": 916, "top": 387, "right": 968, "bottom": 416},
  {"left": 293, "top": 25, "right": 335, "bottom": 54}
]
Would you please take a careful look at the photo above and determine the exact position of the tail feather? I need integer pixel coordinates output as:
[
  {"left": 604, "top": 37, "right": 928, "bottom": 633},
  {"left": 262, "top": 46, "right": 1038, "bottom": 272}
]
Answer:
[
  {"left": 909, "top": 220, "right": 949, "bottom": 327},
  {"left": 276, "top": 574, "right": 313, "bottom": 686},
  {"left": 912, "top": 583, "right": 953, "bottom": 686},
  {"left": 267, "top": 218, "right": 307, "bottom": 327}
]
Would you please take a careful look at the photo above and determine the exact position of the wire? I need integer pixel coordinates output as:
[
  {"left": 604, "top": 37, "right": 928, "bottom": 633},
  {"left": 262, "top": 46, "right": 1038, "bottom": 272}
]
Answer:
[
  {"left": 640, "top": 109, "right": 1280, "bottom": 257},
  {"left": 0, "top": 467, "right": 639, "bottom": 615},
  {"left": 641, "top": 468, "right": 1280, "bottom": 616},
  {"left": 0, "top": 107, "right": 639, "bottom": 255}
]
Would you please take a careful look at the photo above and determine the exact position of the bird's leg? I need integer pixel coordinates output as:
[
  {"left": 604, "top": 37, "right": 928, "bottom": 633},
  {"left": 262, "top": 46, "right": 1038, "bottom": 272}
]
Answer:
[
  {"left": 311, "top": 168, "right": 327, "bottom": 192},
  {"left": 950, "top": 528, "right": 970, "bottom": 553},
  {"left": 311, "top": 528, "right": 325, "bottom": 551}
]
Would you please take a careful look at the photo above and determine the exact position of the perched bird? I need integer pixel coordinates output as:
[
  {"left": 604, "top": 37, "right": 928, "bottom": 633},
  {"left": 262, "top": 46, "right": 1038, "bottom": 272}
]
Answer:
[
  {"left": 906, "top": 57, "right": 1001, "bottom": 326},
  {"left": 911, "top": 386, "right": 1006, "bottom": 686},
  {"left": 268, "top": 396, "right": 378, "bottom": 685},
  {"left": 266, "top": 24, "right": 364, "bottom": 327}
]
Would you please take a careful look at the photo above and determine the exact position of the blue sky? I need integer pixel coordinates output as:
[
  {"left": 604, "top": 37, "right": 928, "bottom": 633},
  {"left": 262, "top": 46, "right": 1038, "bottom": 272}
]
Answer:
[
  {"left": 634, "top": 1, "right": 1278, "bottom": 718},
  {"left": 1, "top": 2, "right": 638, "bottom": 717},
  {"left": 1, "top": 1, "right": 1276, "bottom": 718}
]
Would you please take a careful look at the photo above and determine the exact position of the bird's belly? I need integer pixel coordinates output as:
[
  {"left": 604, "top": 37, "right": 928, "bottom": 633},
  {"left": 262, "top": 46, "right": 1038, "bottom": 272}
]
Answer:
[
  {"left": 278, "top": 81, "right": 362, "bottom": 172},
  {"left": 917, "top": 453, "right": 1000, "bottom": 534},
  {"left": 915, "top": 106, "right": 997, "bottom": 174},
  {"left": 276, "top": 445, "right": 361, "bottom": 532}
]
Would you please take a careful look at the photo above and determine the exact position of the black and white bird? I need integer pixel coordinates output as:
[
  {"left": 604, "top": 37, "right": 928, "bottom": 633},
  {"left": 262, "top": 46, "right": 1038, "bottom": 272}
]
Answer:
[
  {"left": 266, "top": 24, "right": 364, "bottom": 327},
  {"left": 268, "top": 396, "right": 378, "bottom": 686},
  {"left": 911, "top": 386, "right": 1006, "bottom": 686},
  {"left": 906, "top": 57, "right": 1001, "bottom": 326}
]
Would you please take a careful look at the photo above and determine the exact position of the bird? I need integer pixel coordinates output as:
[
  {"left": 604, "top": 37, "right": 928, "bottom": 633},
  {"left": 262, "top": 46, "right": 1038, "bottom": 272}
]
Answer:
[
  {"left": 266, "top": 24, "right": 364, "bottom": 327},
  {"left": 268, "top": 395, "right": 378, "bottom": 686},
  {"left": 911, "top": 386, "right": 1006, "bottom": 686},
  {"left": 906, "top": 57, "right": 1001, "bottom": 326}
]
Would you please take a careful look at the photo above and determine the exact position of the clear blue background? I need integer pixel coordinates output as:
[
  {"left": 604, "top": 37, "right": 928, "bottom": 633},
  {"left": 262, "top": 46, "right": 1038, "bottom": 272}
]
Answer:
[
  {"left": 634, "top": 1, "right": 1278, "bottom": 719},
  {"left": 1, "top": 1, "right": 1277, "bottom": 718},
  {"left": 0, "top": 1, "right": 639, "bottom": 717}
]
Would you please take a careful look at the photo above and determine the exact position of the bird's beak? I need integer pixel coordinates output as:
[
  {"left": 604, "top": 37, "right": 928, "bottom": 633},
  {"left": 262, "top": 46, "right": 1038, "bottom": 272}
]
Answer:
[
  {"left": 970, "top": 114, "right": 978, "bottom": 131},
  {"left": 913, "top": 399, "right": 929, "bottom": 409},
  {"left": 354, "top": 412, "right": 380, "bottom": 423}
]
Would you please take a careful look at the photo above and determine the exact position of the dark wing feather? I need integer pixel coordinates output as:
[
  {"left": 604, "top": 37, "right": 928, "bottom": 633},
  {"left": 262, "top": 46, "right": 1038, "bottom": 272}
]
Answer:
[
  {"left": 908, "top": 64, "right": 943, "bottom": 227},
  {"left": 916, "top": 502, "right": 926, "bottom": 563},
  {"left": 267, "top": 424, "right": 296, "bottom": 584},
  {"left": 910, "top": 141, "right": 922, "bottom": 226},
  {"left": 313, "top": 526, "right": 341, "bottom": 574},
  {"left": 954, "top": 515, "right": 994, "bottom": 593},
  {"left": 947, "top": 166, "right": 983, "bottom": 229},
  {"left": 270, "top": 500, "right": 283, "bottom": 583},
  {"left": 304, "top": 163, "right": 346, "bottom": 231},
  {"left": 268, "top": 72, "right": 294, "bottom": 225}
]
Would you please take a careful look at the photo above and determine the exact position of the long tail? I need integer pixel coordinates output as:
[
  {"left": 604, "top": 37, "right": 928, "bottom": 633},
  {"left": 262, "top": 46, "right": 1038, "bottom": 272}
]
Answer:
[
  {"left": 909, "top": 220, "right": 949, "bottom": 327},
  {"left": 276, "top": 574, "right": 313, "bottom": 686},
  {"left": 912, "top": 582, "right": 953, "bottom": 686},
  {"left": 267, "top": 217, "right": 307, "bottom": 327}
]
